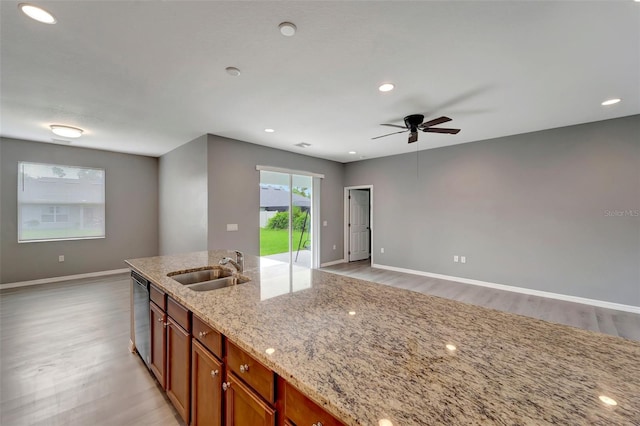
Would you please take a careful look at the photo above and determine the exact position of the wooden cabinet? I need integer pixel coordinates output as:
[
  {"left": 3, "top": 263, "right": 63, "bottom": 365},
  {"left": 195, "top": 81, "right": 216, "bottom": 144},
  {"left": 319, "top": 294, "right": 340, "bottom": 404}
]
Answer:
[
  {"left": 225, "top": 372, "right": 275, "bottom": 426},
  {"left": 226, "top": 341, "right": 275, "bottom": 404},
  {"left": 283, "top": 381, "right": 343, "bottom": 426},
  {"left": 191, "top": 339, "right": 223, "bottom": 426},
  {"left": 166, "top": 316, "right": 191, "bottom": 424},
  {"left": 138, "top": 277, "right": 344, "bottom": 426},
  {"left": 149, "top": 301, "right": 166, "bottom": 388}
]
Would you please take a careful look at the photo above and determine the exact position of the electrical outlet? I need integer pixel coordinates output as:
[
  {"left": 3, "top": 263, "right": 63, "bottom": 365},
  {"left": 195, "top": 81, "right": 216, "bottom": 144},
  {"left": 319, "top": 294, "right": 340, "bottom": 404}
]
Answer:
[
  {"left": 381, "top": 247, "right": 385, "bottom": 254},
  {"left": 226, "top": 224, "right": 238, "bottom": 231},
  {"left": 454, "top": 255, "right": 459, "bottom": 263},
  {"left": 58, "top": 255, "right": 65, "bottom": 263},
  {"left": 461, "top": 256, "right": 466, "bottom": 264}
]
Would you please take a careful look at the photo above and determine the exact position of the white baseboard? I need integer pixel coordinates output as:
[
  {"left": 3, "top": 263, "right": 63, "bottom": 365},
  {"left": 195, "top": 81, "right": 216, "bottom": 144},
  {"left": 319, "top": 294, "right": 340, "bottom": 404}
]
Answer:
[
  {"left": 372, "top": 263, "right": 640, "bottom": 314},
  {"left": 320, "top": 259, "right": 346, "bottom": 267},
  {"left": 1, "top": 268, "right": 131, "bottom": 290}
]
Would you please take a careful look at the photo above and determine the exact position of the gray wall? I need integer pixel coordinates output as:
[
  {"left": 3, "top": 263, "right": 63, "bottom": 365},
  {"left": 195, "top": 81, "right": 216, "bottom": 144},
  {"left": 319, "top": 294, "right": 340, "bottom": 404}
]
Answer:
[
  {"left": 158, "top": 135, "right": 208, "bottom": 255},
  {"left": 207, "top": 134, "right": 345, "bottom": 263},
  {"left": 344, "top": 115, "right": 640, "bottom": 306},
  {"left": 0, "top": 137, "right": 159, "bottom": 283}
]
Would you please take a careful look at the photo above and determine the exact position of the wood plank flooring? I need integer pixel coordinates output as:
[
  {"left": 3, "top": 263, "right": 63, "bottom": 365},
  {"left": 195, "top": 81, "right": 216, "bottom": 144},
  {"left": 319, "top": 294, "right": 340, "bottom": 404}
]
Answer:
[
  {"left": 1, "top": 263, "right": 637, "bottom": 425},
  {"left": 322, "top": 260, "right": 640, "bottom": 341},
  {"left": 0, "top": 275, "right": 182, "bottom": 426}
]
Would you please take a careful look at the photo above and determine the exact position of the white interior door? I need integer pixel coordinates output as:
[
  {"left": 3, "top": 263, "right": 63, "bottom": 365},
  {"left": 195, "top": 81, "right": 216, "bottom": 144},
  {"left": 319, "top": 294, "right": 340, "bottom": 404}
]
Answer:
[{"left": 349, "top": 189, "right": 370, "bottom": 261}]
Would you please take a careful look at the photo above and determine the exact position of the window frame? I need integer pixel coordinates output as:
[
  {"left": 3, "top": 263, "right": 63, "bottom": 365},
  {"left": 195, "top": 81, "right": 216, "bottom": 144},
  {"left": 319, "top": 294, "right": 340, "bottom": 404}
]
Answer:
[{"left": 17, "top": 161, "right": 106, "bottom": 243}]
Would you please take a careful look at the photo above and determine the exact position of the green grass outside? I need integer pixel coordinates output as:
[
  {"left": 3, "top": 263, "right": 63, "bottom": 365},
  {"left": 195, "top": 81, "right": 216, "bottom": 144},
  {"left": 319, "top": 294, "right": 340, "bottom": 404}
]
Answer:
[
  {"left": 260, "top": 228, "right": 310, "bottom": 256},
  {"left": 20, "top": 228, "right": 104, "bottom": 241}
]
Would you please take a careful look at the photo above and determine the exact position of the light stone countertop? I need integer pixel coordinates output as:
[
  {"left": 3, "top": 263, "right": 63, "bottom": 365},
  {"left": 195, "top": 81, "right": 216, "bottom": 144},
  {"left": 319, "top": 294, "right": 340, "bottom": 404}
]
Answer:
[{"left": 126, "top": 250, "right": 640, "bottom": 426}]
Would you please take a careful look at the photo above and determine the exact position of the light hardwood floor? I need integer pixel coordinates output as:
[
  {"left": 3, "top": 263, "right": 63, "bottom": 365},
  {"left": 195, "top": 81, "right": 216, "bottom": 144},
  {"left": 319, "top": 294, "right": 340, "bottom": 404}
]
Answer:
[
  {"left": 1, "top": 265, "right": 638, "bottom": 425},
  {"left": 0, "top": 275, "right": 182, "bottom": 426},
  {"left": 322, "top": 259, "right": 640, "bottom": 341}
]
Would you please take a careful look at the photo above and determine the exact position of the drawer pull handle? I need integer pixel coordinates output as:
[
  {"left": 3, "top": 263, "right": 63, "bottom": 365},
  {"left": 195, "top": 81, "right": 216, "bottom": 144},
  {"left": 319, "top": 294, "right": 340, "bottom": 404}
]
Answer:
[
  {"left": 210, "top": 369, "right": 219, "bottom": 378},
  {"left": 222, "top": 382, "right": 231, "bottom": 391},
  {"left": 239, "top": 364, "right": 250, "bottom": 373},
  {"left": 199, "top": 331, "right": 209, "bottom": 338}
]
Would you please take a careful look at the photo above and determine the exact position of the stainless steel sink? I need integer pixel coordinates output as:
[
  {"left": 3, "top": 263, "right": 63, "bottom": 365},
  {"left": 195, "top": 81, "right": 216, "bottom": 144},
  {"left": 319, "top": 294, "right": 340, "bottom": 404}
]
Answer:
[{"left": 167, "top": 266, "right": 249, "bottom": 291}]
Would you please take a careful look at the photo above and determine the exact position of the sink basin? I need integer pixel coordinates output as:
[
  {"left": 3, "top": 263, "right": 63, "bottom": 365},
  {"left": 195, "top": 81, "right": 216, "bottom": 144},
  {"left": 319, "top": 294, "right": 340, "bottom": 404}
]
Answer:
[
  {"left": 188, "top": 277, "right": 237, "bottom": 292},
  {"left": 169, "top": 267, "right": 233, "bottom": 285},
  {"left": 167, "top": 266, "right": 250, "bottom": 291}
]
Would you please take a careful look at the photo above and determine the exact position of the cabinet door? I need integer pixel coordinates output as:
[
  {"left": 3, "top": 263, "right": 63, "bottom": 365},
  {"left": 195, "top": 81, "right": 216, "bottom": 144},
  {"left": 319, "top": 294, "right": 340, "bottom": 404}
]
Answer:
[
  {"left": 191, "top": 339, "right": 222, "bottom": 426},
  {"left": 149, "top": 301, "right": 166, "bottom": 388},
  {"left": 166, "top": 317, "right": 191, "bottom": 424},
  {"left": 225, "top": 372, "right": 275, "bottom": 426}
]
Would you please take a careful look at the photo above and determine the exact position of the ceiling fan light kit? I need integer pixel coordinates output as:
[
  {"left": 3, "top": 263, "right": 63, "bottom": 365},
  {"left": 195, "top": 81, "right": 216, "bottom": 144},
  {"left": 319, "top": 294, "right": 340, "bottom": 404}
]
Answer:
[{"left": 373, "top": 114, "right": 460, "bottom": 143}]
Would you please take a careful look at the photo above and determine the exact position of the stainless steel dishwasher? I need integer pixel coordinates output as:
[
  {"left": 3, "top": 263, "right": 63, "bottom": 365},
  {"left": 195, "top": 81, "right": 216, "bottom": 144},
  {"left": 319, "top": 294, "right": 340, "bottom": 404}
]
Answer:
[{"left": 132, "top": 271, "right": 150, "bottom": 367}]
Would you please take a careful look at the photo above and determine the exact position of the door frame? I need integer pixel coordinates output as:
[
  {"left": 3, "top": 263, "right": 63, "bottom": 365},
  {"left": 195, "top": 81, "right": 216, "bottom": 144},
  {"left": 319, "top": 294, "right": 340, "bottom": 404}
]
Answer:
[{"left": 343, "top": 185, "right": 373, "bottom": 264}]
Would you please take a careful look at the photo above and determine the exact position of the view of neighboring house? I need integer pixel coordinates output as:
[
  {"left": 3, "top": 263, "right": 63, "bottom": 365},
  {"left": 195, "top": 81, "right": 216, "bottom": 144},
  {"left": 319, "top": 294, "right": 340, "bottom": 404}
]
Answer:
[
  {"left": 259, "top": 185, "right": 310, "bottom": 227},
  {"left": 18, "top": 164, "right": 105, "bottom": 241}
]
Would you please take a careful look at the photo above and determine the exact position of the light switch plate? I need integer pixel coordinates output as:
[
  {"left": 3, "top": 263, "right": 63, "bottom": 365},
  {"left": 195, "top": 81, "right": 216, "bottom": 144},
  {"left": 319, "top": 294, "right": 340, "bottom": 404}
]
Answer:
[
  {"left": 454, "top": 255, "right": 459, "bottom": 262},
  {"left": 323, "top": 220, "right": 328, "bottom": 227},
  {"left": 226, "top": 224, "right": 238, "bottom": 231}
]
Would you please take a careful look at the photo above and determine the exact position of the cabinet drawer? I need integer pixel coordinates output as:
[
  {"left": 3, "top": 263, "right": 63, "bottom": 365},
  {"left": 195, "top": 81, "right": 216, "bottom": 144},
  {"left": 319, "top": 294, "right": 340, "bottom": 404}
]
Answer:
[
  {"left": 285, "top": 382, "right": 343, "bottom": 426},
  {"left": 167, "top": 297, "right": 191, "bottom": 332},
  {"left": 149, "top": 283, "right": 166, "bottom": 310},
  {"left": 193, "top": 315, "right": 222, "bottom": 359},
  {"left": 226, "top": 340, "right": 274, "bottom": 404}
]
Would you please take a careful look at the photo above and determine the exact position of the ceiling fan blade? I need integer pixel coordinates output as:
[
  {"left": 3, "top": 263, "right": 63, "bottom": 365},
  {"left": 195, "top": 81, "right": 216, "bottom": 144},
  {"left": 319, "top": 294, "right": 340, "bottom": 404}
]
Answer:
[
  {"left": 424, "top": 127, "right": 461, "bottom": 134},
  {"left": 380, "top": 123, "right": 407, "bottom": 129},
  {"left": 408, "top": 132, "right": 418, "bottom": 143},
  {"left": 371, "top": 130, "right": 408, "bottom": 140},
  {"left": 420, "top": 116, "right": 452, "bottom": 128}
]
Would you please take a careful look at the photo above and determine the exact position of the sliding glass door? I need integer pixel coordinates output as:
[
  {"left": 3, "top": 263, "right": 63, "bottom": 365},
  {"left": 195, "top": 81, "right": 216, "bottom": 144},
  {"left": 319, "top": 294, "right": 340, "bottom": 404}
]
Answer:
[{"left": 259, "top": 169, "right": 317, "bottom": 299}]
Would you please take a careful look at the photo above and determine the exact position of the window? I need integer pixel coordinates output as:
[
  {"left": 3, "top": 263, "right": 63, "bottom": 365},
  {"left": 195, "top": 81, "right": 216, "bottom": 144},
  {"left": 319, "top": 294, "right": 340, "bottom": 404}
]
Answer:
[{"left": 18, "top": 162, "right": 105, "bottom": 242}]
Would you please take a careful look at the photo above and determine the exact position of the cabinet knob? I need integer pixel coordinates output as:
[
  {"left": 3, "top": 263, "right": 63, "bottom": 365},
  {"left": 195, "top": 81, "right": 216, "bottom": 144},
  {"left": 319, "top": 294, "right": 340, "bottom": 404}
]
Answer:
[
  {"left": 157, "top": 318, "right": 163, "bottom": 322},
  {"left": 313, "top": 423, "right": 323, "bottom": 426},
  {"left": 199, "top": 331, "right": 209, "bottom": 338},
  {"left": 210, "top": 369, "right": 219, "bottom": 378},
  {"left": 222, "top": 382, "right": 231, "bottom": 391},
  {"left": 239, "top": 364, "right": 249, "bottom": 373}
]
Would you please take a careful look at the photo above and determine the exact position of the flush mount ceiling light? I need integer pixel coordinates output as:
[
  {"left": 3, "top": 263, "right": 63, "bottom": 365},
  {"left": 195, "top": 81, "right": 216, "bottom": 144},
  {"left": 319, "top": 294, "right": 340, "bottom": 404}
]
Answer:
[
  {"left": 225, "top": 67, "right": 241, "bottom": 76},
  {"left": 279, "top": 22, "right": 297, "bottom": 37},
  {"left": 264, "top": 128, "right": 275, "bottom": 133},
  {"left": 50, "top": 125, "right": 83, "bottom": 138},
  {"left": 19, "top": 3, "right": 56, "bottom": 24},
  {"left": 378, "top": 83, "right": 395, "bottom": 92},
  {"left": 601, "top": 98, "right": 621, "bottom": 106}
]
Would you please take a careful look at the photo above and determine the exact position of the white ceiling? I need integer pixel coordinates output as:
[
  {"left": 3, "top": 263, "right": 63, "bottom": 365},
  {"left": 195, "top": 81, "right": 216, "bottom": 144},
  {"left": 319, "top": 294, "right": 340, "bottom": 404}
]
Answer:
[{"left": 1, "top": 1, "right": 638, "bottom": 163}]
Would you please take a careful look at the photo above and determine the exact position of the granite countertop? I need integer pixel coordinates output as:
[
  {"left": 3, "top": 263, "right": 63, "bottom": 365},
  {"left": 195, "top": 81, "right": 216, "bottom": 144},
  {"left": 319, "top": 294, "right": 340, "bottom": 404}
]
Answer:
[{"left": 126, "top": 250, "right": 640, "bottom": 426}]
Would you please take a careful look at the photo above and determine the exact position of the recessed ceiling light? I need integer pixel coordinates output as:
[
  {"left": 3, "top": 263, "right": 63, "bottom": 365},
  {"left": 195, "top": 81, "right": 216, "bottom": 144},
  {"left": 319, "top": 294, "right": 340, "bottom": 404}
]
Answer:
[
  {"left": 19, "top": 3, "right": 56, "bottom": 24},
  {"left": 264, "top": 128, "right": 275, "bottom": 133},
  {"left": 601, "top": 98, "right": 621, "bottom": 106},
  {"left": 295, "top": 142, "right": 311, "bottom": 148},
  {"left": 279, "top": 22, "right": 297, "bottom": 37},
  {"left": 265, "top": 348, "right": 275, "bottom": 355},
  {"left": 599, "top": 395, "right": 617, "bottom": 406},
  {"left": 378, "top": 419, "right": 394, "bottom": 426},
  {"left": 348, "top": 311, "right": 356, "bottom": 316},
  {"left": 378, "top": 83, "right": 395, "bottom": 92},
  {"left": 225, "top": 67, "right": 241, "bottom": 76},
  {"left": 348, "top": 151, "right": 357, "bottom": 155},
  {"left": 446, "top": 344, "right": 457, "bottom": 352},
  {"left": 50, "top": 125, "right": 83, "bottom": 138}
]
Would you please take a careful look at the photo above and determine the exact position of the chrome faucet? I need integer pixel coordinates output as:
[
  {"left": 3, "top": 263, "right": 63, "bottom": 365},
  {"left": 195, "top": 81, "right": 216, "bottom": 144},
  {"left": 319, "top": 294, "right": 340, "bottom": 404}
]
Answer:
[{"left": 219, "top": 250, "right": 244, "bottom": 273}]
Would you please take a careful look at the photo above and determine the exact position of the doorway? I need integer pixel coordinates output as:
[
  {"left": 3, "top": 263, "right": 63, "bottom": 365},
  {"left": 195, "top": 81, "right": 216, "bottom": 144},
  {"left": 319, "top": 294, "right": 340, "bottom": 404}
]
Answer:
[{"left": 344, "top": 185, "right": 373, "bottom": 264}]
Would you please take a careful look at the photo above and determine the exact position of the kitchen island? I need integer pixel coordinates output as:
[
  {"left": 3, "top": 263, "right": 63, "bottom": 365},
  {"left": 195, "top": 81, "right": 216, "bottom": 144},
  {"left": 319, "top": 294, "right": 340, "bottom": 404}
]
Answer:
[{"left": 126, "top": 250, "right": 640, "bottom": 425}]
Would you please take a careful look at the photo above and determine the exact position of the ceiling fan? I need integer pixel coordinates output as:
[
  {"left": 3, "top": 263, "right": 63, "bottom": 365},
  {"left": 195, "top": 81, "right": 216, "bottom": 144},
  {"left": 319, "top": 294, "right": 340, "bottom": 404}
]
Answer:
[{"left": 372, "top": 114, "right": 460, "bottom": 143}]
